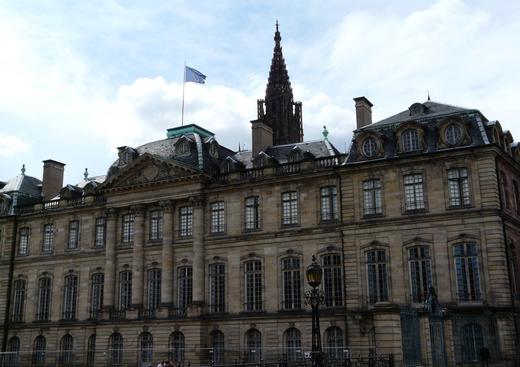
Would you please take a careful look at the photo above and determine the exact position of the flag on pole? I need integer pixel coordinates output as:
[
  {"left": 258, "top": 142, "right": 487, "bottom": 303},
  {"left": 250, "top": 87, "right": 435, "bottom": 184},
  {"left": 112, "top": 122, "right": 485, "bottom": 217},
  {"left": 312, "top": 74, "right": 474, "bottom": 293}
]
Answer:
[{"left": 185, "top": 66, "right": 206, "bottom": 84}]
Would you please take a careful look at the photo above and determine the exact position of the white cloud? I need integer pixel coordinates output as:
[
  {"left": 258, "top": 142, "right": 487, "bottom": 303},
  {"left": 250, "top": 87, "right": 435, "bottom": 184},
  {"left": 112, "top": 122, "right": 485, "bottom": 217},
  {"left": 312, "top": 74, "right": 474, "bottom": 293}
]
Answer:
[{"left": 0, "top": 134, "right": 30, "bottom": 157}]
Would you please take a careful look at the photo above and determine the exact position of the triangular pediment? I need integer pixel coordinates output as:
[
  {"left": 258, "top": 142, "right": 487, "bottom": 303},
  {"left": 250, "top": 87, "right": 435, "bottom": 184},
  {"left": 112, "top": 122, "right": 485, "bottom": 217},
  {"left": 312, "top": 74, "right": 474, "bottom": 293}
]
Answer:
[{"left": 102, "top": 153, "right": 203, "bottom": 191}]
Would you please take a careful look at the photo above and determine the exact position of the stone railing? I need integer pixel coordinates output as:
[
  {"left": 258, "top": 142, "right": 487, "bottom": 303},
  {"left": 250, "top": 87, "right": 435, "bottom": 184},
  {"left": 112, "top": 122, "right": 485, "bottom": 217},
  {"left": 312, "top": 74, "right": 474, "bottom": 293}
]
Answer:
[{"left": 15, "top": 195, "right": 106, "bottom": 215}]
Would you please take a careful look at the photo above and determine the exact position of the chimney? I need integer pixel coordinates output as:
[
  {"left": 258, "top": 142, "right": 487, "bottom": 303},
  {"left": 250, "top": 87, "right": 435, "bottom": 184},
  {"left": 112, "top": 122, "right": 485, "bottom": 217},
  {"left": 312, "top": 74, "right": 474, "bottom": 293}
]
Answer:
[
  {"left": 354, "top": 96, "right": 373, "bottom": 129},
  {"left": 251, "top": 119, "right": 273, "bottom": 157},
  {"left": 42, "top": 160, "right": 65, "bottom": 201}
]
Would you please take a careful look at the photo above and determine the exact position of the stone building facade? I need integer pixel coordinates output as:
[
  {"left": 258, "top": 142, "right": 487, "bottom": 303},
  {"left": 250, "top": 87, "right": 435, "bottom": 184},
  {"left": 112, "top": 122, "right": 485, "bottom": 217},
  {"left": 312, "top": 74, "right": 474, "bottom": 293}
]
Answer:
[{"left": 0, "top": 26, "right": 519, "bottom": 367}]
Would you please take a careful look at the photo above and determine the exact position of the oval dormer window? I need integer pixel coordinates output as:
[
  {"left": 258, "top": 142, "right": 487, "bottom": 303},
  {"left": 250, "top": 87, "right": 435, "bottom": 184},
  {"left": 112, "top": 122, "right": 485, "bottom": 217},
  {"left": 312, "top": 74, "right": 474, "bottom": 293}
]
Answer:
[
  {"left": 445, "top": 123, "right": 462, "bottom": 146},
  {"left": 363, "top": 137, "right": 378, "bottom": 158},
  {"left": 402, "top": 129, "right": 420, "bottom": 152}
]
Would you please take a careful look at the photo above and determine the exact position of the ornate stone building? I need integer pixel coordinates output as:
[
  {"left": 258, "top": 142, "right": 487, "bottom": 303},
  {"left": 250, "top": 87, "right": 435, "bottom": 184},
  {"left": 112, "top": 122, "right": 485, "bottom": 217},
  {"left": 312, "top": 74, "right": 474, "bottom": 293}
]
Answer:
[{"left": 0, "top": 26, "right": 519, "bottom": 367}]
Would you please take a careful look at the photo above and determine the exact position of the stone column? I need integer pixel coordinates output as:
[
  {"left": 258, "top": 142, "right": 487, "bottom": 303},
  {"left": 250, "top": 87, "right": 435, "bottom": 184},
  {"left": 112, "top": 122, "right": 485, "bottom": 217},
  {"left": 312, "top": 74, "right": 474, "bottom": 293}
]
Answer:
[
  {"left": 160, "top": 200, "right": 175, "bottom": 306},
  {"left": 191, "top": 196, "right": 205, "bottom": 313},
  {"left": 103, "top": 208, "right": 118, "bottom": 312},
  {"left": 131, "top": 205, "right": 145, "bottom": 308}
]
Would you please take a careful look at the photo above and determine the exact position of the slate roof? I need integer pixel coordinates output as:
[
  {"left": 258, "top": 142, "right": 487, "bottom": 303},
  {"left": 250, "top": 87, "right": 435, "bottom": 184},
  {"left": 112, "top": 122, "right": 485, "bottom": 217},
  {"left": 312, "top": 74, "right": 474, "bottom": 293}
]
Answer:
[
  {"left": 363, "top": 101, "right": 474, "bottom": 129},
  {"left": 0, "top": 174, "right": 42, "bottom": 198}
]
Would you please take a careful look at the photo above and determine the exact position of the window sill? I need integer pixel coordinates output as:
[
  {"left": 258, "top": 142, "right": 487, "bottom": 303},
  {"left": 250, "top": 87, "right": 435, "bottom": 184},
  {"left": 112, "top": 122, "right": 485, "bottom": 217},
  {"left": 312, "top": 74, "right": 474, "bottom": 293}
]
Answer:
[
  {"left": 209, "top": 232, "right": 226, "bottom": 237},
  {"left": 281, "top": 223, "right": 300, "bottom": 228},
  {"left": 362, "top": 213, "right": 384, "bottom": 219},
  {"left": 319, "top": 219, "right": 340, "bottom": 225},
  {"left": 146, "top": 240, "right": 162, "bottom": 245},
  {"left": 244, "top": 227, "right": 262, "bottom": 233},
  {"left": 404, "top": 209, "right": 427, "bottom": 215},
  {"left": 447, "top": 204, "right": 473, "bottom": 210}
]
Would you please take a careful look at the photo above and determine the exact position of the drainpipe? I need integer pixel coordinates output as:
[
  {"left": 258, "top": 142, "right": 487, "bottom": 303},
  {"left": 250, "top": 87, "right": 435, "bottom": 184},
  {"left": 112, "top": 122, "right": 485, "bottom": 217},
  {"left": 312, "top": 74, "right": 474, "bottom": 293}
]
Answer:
[
  {"left": 334, "top": 166, "right": 350, "bottom": 348},
  {"left": 2, "top": 214, "right": 17, "bottom": 352},
  {"left": 494, "top": 157, "right": 520, "bottom": 346}
]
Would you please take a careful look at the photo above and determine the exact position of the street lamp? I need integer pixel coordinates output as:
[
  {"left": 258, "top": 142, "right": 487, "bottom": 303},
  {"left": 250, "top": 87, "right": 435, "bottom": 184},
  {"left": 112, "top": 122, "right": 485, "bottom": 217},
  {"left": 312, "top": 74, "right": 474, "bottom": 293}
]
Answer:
[{"left": 305, "top": 255, "right": 324, "bottom": 367}]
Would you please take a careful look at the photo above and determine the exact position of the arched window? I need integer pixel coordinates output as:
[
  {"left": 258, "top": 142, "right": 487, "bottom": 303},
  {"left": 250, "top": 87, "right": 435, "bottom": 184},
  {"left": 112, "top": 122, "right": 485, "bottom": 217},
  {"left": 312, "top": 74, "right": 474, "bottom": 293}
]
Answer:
[
  {"left": 245, "top": 329, "right": 262, "bottom": 363},
  {"left": 36, "top": 277, "right": 51, "bottom": 321},
  {"left": 462, "top": 323, "right": 484, "bottom": 362},
  {"left": 402, "top": 129, "right": 420, "bottom": 152},
  {"left": 362, "top": 137, "right": 378, "bottom": 158},
  {"left": 63, "top": 274, "right": 78, "bottom": 320},
  {"left": 169, "top": 331, "right": 185, "bottom": 363},
  {"left": 408, "top": 246, "right": 432, "bottom": 303},
  {"left": 90, "top": 273, "right": 104, "bottom": 319},
  {"left": 454, "top": 243, "right": 481, "bottom": 302},
  {"left": 6, "top": 336, "right": 20, "bottom": 367},
  {"left": 322, "top": 254, "right": 343, "bottom": 307},
  {"left": 284, "top": 328, "right": 302, "bottom": 361},
  {"left": 139, "top": 332, "right": 153, "bottom": 365},
  {"left": 445, "top": 123, "right": 462, "bottom": 145},
  {"left": 108, "top": 333, "right": 123, "bottom": 366},
  {"left": 59, "top": 334, "right": 74, "bottom": 366},
  {"left": 325, "top": 327, "right": 344, "bottom": 363},
  {"left": 32, "top": 335, "right": 46, "bottom": 366},
  {"left": 11, "top": 279, "right": 26, "bottom": 322},
  {"left": 86, "top": 334, "right": 96, "bottom": 367},
  {"left": 366, "top": 249, "right": 388, "bottom": 304},
  {"left": 210, "top": 330, "right": 225, "bottom": 364},
  {"left": 147, "top": 268, "right": 161, "bottom": 311},
  {"left": 282, "top": 257, "right": 301, "bottom": 310}
]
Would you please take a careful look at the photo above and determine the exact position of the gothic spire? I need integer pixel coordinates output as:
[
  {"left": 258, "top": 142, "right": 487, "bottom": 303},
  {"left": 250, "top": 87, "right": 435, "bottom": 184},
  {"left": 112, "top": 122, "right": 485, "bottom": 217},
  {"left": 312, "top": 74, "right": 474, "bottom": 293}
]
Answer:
[
  {"left": 256, "top": 22, "right": 302, "bottom": 146},
  {"left": 266, "top": 21, "right": 293, "bottom": 99}
]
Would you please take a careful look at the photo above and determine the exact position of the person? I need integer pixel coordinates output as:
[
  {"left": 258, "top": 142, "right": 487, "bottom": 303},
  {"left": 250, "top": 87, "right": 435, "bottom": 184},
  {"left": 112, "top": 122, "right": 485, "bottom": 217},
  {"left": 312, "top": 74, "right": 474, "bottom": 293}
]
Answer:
[{"left": 157, "top": 361, "right": 164, "bottom": 367}]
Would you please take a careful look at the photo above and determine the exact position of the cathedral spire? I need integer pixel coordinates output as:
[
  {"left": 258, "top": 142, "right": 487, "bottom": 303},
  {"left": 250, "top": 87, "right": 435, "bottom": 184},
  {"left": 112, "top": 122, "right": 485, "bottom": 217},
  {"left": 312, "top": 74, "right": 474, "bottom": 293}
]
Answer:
[{"left": 256, "top": 22, "right": 303, "bottom": 146}]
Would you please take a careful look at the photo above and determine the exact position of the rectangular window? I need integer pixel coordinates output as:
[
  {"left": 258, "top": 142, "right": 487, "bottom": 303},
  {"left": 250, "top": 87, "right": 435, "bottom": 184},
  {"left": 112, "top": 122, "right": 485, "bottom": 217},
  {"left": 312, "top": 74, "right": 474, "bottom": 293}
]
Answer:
[
  {"left": 90, "top": 273, "right": 104, "bottom": 318},
  {"left": 179, "top": 206, "right": 193, "bottom": 237},
  {"left": 147, "top": 269, "right": 161, "bottom": 311},
  {"left": 408, "top": 247, "right": 432, "bottom": 303},
  {"left": 245, "top": 196, "right": 260, "bottom": 231},
  {"left": 363, "top": 179, "right": 383, "bottom": 216},
  {"left": 501, "top": 171, "right": 510, "bottom": 209},
  {"left": 11, "top": 279, "right": 26, "bottom": 322},
  {"left": 121, "top": 214, "right": 134, "bottom": 243},
  {"left": 36, "top": 277, "right": 51, "bottom": 321},
  {"left": 149, "top": 210, "right": 163, "bottom": 241},
  {"left": 281, "top": 191, "right": 299, "bottom": 225},
  {"left": 454, "top": 243, "right": 481, "bottom": 302},
  {"left": 320, "top": 186, "right": 338, "bottom": 221},
  {"left": 282, "top": 257, "right": 301, "bottom": 309},
  {"left": 209, "top": 263, "right": 226, "bottom": 313},
  {"left": 322, "top": 254, "right": 343, "bottom": 307},
  {"left": 119, "top": 271, "right": 132, "bottom": 310},
  {"left": 244, "top": 260, "right": 262, "bottom": 311},
  {"left": 94, "top": 217, "right": 106, "bottom": 247},
  {"left": 448, "top": 168, "right": 471, "bottom": 207},
  {"left": 63, "top": 274, "right": 78, "bottom": 320},
  {"left": 514, "top": 181, "right": 520, "bottom": 215},
  {"left": 404, "top": 174, "right": 425, "bottom": 211},
  {"left": 18, "top": 227, "right": 29, "bottom": 256},
  {"left": 210, "top": 201, "right": 225, "bottom": 234},
  {"left": 68, "top": 220, "right": 80, "bottom": 249},
  {"left": 367, "top": 250, "right": 388, "bottom": 304},
  {"left": 178, "top": 266, "right": 193, "bottom": 310},
  {"left": 42, "top": 224, "right": 54, "bottom": 253}
]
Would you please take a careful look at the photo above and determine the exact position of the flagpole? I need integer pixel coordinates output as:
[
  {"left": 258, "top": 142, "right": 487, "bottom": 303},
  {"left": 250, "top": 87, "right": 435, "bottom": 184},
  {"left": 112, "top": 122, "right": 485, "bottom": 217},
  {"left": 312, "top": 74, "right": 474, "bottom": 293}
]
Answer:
[{"left": 181, "top": 60, "right": 186, "bottom": 126}]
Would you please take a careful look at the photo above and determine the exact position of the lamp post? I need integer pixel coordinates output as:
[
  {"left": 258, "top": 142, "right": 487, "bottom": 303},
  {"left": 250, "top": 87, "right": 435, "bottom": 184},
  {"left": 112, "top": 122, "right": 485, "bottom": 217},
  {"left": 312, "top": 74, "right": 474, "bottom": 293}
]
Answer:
[{"left": 305, "top": 255, "right": 325, "bottom": 367}]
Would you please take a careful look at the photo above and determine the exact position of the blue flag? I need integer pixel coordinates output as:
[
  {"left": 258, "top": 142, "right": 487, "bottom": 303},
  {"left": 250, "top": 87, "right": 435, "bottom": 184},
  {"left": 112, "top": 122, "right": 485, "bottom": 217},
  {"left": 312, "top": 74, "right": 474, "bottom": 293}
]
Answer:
[{"left": 185, "top": 66, "right": 206, "bottom": 84}]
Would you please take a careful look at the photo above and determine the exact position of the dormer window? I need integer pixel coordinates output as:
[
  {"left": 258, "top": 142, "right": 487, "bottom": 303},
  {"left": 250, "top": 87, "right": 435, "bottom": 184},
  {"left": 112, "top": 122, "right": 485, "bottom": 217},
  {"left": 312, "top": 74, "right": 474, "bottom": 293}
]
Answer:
[
  {"left": 362, "top": 137, "right": 378, "bottom": 158},
  {"left": 288, "top": 149, "right": 302, "bottom": 162},
  {"left": 175, "top": 139, "right": 191, "bottom": 156},
  {"left": 445, "top": 124, "right": 462, "bottom": 146},
  {"left": 117, "top": 147, "right": 138, "bottom": 166},
  {"left": 402, "top": 129, "right": 420, "bottom": 152},
  {"left": 209, "top": 142, "right": 219, "bottom": 158}
]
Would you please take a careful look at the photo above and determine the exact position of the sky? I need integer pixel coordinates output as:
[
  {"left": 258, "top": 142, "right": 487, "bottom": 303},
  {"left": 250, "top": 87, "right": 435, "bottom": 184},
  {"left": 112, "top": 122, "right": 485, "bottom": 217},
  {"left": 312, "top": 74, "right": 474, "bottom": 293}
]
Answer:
[{"left": 1, "top": 0, "right": 519, "bottom": 184}]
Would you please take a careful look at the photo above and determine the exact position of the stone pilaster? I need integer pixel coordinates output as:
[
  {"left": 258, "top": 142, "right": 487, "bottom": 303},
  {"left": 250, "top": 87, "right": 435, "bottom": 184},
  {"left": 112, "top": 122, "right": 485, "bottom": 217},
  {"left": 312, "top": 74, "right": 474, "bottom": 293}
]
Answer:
[
  {"left": 191, "top": 196, "right": 205, "bottom": 313},
  {"left": 103, "top": 208, "right": 118, "bottom": 312},
  {"left": 131, "top": 205, "right": 145, "bottom": 308},
  {"left": 160, "top": 200, "right": 175, "bottom": 306}
]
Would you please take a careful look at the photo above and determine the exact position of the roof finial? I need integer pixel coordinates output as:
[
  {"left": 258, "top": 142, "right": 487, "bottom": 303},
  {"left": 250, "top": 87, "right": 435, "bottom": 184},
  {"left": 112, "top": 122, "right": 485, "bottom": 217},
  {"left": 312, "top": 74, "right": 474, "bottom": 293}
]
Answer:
[
  {"left": 322, "top": 125, "right": 329, "bottom": 141},
  {"left": 276, "top": 19, "right": 279, "bottom": 32},
  {"left": 427, "top": 90, "right": 431, "bottom": 101},
  {"left": 238, "top": 141, "right": 241, "bottom": 152},
  {"left": 84, "top": 168, "right": 89, "bottom": 180},
  {"left": 21, "top": 164, "right": 26, "bottom": 176},
  {"left": 274, "top": 19, "right": 281, "bottom": 44}
]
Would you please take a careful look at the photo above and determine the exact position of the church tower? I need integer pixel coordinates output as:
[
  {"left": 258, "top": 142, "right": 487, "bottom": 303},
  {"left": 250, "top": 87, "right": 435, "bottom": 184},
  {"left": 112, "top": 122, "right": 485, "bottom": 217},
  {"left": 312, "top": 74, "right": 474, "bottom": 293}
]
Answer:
[{"left": 252, "top": 22, "right": 303, "bottom": 153}]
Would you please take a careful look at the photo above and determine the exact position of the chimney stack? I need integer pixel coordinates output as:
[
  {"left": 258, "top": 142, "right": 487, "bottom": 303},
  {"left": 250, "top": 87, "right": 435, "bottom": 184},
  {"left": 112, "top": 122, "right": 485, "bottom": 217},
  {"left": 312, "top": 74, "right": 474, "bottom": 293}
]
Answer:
[
  {"left": 251, "top": 119, "right": 273, "bottom": 157},
  {"left": 42, "top": 160, "right": 65, "bottom": 201},
  {"left": 354, "top": 96, "right": 373, "bottom": 129}
]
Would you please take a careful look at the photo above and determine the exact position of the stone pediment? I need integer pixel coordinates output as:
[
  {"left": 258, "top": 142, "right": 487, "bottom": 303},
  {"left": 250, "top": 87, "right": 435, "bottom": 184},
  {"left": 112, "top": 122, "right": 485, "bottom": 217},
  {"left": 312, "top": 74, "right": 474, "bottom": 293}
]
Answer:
[{"left": 102, "top": 153, "right": 202, "bottom": 190}]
